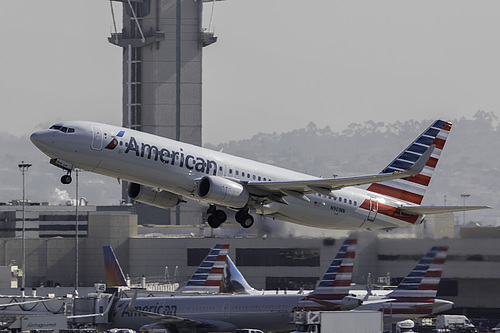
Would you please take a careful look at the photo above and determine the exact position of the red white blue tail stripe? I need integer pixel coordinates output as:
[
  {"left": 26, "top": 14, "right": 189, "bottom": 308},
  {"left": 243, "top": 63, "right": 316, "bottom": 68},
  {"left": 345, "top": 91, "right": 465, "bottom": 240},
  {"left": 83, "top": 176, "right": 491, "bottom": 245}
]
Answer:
[
  {"left": 298, "top": 239, "right": 357, "bottom": 310},
  {"left": 356, "top": 246, "right": 451, "bottom": 322},
  {"left": 182, "top": 243, "right": 229, "bottom": 293},
  {"left": 367, "top": 120, "right": 452, "bottom": 205},
  {"left": 389, "top": 246, "right": 448, "bottom": 299}
]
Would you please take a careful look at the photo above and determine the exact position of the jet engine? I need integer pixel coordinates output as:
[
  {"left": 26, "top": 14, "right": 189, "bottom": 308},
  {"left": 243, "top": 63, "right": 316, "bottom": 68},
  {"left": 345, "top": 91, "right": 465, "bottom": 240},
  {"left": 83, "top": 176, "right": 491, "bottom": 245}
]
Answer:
[
  {"left": 128, "top": 183, "right": 181, "bottom": 209},
  {"left": 197, "top": 176, "right": 249, "bottom": 208}
]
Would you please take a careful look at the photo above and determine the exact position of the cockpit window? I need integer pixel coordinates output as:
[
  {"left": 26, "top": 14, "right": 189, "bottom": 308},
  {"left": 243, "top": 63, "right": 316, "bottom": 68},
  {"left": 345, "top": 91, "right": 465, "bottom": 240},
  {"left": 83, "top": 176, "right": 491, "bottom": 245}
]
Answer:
[{"left": 49, "top": 124, "right": 76, "bottom": 133}]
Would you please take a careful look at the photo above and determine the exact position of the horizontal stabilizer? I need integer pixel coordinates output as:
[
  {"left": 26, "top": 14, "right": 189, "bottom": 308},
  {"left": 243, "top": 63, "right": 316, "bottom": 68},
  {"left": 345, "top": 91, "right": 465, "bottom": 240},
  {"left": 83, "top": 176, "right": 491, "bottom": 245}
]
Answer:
[{"left": 399, "top": 205, "right": 491, "bottom": 215}]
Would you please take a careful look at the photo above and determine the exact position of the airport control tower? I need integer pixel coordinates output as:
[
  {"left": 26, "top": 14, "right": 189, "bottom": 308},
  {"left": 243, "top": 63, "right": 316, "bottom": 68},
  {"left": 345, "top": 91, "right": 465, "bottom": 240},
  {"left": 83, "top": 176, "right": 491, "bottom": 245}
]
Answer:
[{"left": 108, "top": 0, "right": 218, "bottom": 225}]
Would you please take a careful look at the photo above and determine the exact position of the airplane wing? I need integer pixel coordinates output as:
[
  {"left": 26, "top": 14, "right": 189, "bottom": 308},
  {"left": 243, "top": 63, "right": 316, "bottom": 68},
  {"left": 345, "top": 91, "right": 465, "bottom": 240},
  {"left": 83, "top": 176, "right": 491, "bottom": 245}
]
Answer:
[
  {"left": 246, "top": 145, "right": 435, "bottom": 202},
  {"left": 399, "top": 205, "right": 492, "bottom": 215}
]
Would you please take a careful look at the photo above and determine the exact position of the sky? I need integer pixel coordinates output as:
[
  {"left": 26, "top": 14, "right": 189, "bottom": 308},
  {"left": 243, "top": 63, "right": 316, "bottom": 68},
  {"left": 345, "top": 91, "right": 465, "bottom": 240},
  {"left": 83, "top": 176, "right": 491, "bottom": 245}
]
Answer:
[{"left": 1, "top": 0, "right": 500, "bottom": 146}]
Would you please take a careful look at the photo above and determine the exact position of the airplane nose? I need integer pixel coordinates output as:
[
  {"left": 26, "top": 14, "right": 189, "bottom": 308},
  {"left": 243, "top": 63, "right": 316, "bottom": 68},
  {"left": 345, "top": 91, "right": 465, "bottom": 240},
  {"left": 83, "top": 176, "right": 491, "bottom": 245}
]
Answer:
[{"left": 30, "top": 130, "right": 52, "bottom": 151}]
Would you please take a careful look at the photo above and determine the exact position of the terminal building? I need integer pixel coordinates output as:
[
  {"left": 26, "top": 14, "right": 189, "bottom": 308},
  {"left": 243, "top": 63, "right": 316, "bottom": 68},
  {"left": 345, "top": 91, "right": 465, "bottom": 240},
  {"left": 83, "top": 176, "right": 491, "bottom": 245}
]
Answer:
[{"left": 0, "top": 201, "right": 498, "bottom": 318}]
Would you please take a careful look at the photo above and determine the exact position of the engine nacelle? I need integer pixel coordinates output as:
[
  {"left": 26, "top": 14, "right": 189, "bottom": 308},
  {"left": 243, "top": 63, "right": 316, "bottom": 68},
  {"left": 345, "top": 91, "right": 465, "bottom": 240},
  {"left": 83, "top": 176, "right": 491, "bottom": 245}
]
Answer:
[
  {"left": 128, "top": 183, "right": 181, "bottom": 209},
  {"left": 197, "top": 176, "right": 250, "bottom": 209}
]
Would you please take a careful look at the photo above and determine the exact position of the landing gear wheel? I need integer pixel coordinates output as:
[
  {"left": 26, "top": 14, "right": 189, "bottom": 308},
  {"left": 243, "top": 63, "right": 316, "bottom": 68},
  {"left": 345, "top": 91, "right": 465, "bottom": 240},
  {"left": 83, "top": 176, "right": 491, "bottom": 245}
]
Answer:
[
  {"left": 240, "top": 214, "right": 254, "bottom": 228},
  {"left": 207, "top": 215, "right": 221, "bottom": 228},
  {"left": 214, "top": 210, "right": 227, "bottom": 223},
  {"left": 61, "top": 174, "right": 72, "bottom": 184},
  {"left": 235, "top": 210, "right": 246, "bottom": 223},
  {"left": 236, "top": 210, "right": 254, "bottom": 228}
]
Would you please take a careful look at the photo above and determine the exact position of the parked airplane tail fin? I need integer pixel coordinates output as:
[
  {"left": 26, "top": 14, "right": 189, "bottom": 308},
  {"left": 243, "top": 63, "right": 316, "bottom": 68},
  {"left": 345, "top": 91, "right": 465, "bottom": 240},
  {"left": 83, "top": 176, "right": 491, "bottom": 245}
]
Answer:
[
  {"left": 181, "top": 243, "right": 229, "bottom": 293},
  {"left": 367, "top": 120, "right": 452, "bottom": 205},
  {"left": 103, "top": 246, "right": 128, "bottom": 288},
  {"left": 298, "top": 239, "right": 359, "bottom": 311},
  {"left": 388, "top": 246, "right": 449, "bottom": 299},
  {"left": 310, "top": 238, "right": 357, "bottom": 297},
  {"left": 220, "top": 256, "right": 259, "bottom": 294}
]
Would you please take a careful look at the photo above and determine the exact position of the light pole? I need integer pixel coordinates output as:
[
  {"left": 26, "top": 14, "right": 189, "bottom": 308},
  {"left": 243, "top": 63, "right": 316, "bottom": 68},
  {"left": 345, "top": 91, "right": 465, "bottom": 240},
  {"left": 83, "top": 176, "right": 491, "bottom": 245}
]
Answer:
[
  {"left": 461, "top": 193, "right": 470, "bottom": 226},
  {"left": 18, "top": 161, "right": 32, "bottom": 290},
  {"left": 75, "top": 169, "right": 79, "bottom": 296}
]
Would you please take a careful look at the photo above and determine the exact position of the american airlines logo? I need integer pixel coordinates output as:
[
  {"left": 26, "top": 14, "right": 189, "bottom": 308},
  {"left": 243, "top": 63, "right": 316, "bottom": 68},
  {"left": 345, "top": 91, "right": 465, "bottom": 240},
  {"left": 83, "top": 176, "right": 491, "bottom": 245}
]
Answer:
[{"left": 121, "top": 136, "right": 218, "bottom": 175}]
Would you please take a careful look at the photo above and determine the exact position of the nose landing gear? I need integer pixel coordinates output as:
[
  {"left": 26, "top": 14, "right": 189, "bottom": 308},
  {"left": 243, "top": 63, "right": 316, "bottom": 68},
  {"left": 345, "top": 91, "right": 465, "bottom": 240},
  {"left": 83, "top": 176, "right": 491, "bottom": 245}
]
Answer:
[
  {"left": 49, "top": 159, "right": 74, "bottom": 185},
  {"left": 61, "top": 173, "right": 72, "bottom": 184}
]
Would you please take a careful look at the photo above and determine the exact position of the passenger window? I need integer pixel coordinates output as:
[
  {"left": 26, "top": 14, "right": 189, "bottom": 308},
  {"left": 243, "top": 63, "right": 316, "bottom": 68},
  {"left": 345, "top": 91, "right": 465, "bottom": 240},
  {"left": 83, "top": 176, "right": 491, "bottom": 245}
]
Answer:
[
  {"left": 258, "top": 176, "right": 261, "bottom": 181},
  {"left": 253, "top": 175, "right": 256, "bottom": 180},
  {"left": 354, "top": 201, "right": 357, "bottom": 206},
  {"left": 242, "top": 172, "right": 245, "bottom": 177},
  {"left": 247, "top": 174, "right": 251, "bottom": 178},
  {"left": 229, "top": 169, "right": 233, "bottom": 174},
  {"left": 349, "top": 200, "right": 352, "bottom": 205},
  {"left": 344, "top": 198, "right": 347, "bottom": 203}
]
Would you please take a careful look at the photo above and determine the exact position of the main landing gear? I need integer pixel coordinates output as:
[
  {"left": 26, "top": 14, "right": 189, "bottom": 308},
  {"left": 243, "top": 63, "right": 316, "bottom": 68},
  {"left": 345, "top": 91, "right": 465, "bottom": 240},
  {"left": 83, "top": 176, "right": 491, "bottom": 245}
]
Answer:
[
  {"left": 206, "top": 206, "right": 254, "bottom": 229},
  {"left": 207, "top": 206, "right": 227, "bottom": 228},
  {"left": 235, "top": 209, "right": 254, "bottom": 228}
]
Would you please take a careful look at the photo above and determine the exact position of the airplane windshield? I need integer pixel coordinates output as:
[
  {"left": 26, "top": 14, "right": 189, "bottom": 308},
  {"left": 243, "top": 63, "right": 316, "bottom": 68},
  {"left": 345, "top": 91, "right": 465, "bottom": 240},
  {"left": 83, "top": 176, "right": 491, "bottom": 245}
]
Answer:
[{"left": 49, "top": 125, "right": 75, "bottom": 133}]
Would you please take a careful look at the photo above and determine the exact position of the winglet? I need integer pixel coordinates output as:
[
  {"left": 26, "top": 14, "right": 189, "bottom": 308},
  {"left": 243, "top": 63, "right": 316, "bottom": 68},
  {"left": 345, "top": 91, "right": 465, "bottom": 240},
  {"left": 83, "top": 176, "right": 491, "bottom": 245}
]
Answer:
[{"left": 127, "top": 289, "right": 138, "bottom": 313}]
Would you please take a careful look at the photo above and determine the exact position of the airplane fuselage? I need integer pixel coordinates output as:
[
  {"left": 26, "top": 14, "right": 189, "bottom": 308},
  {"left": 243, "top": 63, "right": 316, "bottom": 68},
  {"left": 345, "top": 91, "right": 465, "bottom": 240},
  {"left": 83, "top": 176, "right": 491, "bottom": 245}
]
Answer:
[
  {"left": 31, "top": 121, "right": 424, "bottom": 230},
  {"left": 114, "top": 294, "right": 300, "bottom": 331}
]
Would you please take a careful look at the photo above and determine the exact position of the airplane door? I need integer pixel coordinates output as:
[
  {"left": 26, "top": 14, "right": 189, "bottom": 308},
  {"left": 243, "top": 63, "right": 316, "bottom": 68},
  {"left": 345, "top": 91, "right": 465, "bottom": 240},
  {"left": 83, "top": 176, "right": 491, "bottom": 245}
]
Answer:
[
  {"left": 222, "top": 302, "right": 231, "bottom": 319},
  {"left": 367, "top": 198, "right": 379, "bottom": 222},
  {"left": 91, "top": 126, "right": 103, "bottom": 151},
  {"left": 383, "top": 302, "right": 393, "bottom": 318}
]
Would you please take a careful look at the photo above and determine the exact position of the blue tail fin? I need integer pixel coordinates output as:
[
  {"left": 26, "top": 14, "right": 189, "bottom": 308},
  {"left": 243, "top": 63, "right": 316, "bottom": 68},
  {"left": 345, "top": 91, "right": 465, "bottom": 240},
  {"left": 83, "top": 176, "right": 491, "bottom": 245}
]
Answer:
[{"left": 103, "top": 246, "right": 128, "bottom": 287}]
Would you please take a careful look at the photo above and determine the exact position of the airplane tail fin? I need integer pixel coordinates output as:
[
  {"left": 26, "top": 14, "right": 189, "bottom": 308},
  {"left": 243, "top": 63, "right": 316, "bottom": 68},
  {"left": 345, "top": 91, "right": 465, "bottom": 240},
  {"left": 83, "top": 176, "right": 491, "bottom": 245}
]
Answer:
[
  {"left": 298, "top": 239, "right": 359, "bottom": 311},
  {"left": 181, "top": 243, "right": 229, "bottom": 293},
  {"left": 367, "top": 120, "right": 452, "bottom": 205},
  {"left": 388, "top": 246, "right": 449, "bottom": 299},
  {"left": 309, "top": 238, "right": 357, "bottom": 298},
  {"left": 220, "top": 256, "right": 259, "bottom": 294},
  {"left": 103, "top": 246, "right": 128, "bottom": 288}
]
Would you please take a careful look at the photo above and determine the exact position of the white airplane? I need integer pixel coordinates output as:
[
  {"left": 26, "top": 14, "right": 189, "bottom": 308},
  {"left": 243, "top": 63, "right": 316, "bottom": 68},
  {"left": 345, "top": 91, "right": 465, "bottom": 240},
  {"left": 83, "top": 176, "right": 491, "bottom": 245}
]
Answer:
[
  {"left": 30, "top": 120, "right": 489, "bottom": 230},
  {"left": 110, "top": 239, "right": 360, "bottom": 332}
]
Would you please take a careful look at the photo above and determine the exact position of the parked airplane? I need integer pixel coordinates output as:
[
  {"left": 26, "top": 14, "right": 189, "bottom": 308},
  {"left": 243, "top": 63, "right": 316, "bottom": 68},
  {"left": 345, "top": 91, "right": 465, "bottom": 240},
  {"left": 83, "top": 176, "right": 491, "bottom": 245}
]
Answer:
[
  {"left": 110, "top": 239, "right": 359, "bottom": 332},
  {"left": 104, "top": 244, "right": 257, "bottom": 294},
  {"left": 30, "top": 120, "right": 489, "bottom": 230},
  {"left": 354, "top": 246, "right": 453, "bottom": 324}
]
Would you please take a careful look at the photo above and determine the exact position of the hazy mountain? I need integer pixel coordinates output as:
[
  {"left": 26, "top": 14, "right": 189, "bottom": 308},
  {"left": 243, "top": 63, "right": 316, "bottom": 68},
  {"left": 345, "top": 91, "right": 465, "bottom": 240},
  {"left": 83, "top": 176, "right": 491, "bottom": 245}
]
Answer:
[{"left": 2, "top": 111, "right": 497, "bottom": 226}]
